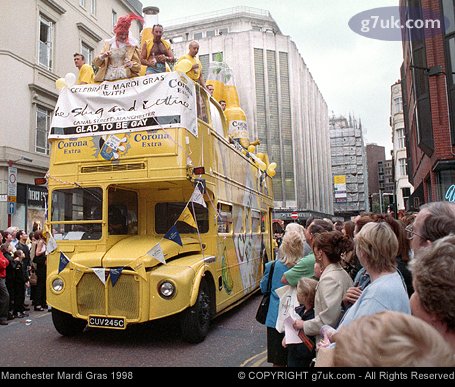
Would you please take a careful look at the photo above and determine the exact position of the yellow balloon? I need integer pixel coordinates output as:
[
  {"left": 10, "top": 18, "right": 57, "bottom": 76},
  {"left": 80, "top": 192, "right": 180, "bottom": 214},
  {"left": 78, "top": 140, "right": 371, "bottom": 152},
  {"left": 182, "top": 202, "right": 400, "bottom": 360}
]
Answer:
[
  {"left": 267, "top": 168, "right": 276, "bottom": 177},
  {"left": 257, "top": 160, "right": 267, "bottom": 171},
  {"left": 256, "top": 153, "right": 266, "bottom": 162},
  {"left": 55, "top": 78, "right": 66, "bottom": 90},
  {"left": 247, "top": 145, "right": 256, "bottom": 153},
  {"left": 269, "top": 162, "right": 277, "bottom": 169}
]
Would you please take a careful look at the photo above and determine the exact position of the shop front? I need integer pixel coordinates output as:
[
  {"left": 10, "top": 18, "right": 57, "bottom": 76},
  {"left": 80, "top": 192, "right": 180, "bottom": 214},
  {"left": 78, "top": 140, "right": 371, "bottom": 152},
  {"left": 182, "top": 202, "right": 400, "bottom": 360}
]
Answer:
[{"left": 11, "top": 183, "right": 47, "bottom": 233}]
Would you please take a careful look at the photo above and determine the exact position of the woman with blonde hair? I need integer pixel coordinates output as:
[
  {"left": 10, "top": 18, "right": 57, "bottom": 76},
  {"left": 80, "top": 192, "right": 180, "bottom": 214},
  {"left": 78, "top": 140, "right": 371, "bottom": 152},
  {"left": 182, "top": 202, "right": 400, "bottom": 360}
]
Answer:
[
  {"left": 333, "top": 311, "right": 455, "bottom": 367},
  {"left": 260, "top": 230, "right": 304, "bottom": 366},
  {"left": 337, "top": 222, "right": 410, "bottom": 329}
]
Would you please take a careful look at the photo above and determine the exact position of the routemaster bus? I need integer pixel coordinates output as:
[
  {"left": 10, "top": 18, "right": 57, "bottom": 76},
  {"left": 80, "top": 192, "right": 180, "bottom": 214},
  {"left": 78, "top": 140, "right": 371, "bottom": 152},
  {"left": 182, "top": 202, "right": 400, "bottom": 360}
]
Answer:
[{"left": 44, "top": 71, "right": 275, "bottom": 342}]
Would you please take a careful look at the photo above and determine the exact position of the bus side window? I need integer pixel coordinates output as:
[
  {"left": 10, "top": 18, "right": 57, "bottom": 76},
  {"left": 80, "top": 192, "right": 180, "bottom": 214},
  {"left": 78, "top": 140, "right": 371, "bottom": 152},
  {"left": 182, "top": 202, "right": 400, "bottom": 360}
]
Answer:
[
  {"left": 217, "top": 202, "right": 232, "bottom": 234},
  {"left": 196, "top": 86, "right": 209, "bottom": 123}
]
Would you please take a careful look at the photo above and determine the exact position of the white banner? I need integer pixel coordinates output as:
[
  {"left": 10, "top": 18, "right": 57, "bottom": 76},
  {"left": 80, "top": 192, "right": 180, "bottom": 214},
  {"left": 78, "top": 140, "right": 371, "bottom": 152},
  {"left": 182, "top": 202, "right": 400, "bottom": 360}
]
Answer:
[{"left": 50, "top": 72, "right": 197, "bottom": 139}]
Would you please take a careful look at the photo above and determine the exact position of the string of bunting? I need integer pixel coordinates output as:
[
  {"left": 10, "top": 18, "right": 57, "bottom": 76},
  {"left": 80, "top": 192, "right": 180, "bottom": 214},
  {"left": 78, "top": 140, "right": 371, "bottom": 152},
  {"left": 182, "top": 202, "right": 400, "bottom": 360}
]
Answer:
[{"left": 47, "top": 183, "right": 208, "bottom": 287}]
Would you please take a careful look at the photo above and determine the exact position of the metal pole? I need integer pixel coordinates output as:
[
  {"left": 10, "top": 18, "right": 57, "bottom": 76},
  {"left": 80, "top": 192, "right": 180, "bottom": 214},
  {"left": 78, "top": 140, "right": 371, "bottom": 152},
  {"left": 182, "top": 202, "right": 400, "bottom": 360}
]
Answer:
[{"left": 379, "top": 190, "right": 383, "bottom": 214}]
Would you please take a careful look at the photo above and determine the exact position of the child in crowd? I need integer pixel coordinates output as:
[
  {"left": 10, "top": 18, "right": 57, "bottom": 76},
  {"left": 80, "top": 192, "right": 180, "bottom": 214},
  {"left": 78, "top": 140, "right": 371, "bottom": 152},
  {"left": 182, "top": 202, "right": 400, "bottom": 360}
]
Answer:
[{"left": 283, "top": 277, "right": 318, "bottom": 367}]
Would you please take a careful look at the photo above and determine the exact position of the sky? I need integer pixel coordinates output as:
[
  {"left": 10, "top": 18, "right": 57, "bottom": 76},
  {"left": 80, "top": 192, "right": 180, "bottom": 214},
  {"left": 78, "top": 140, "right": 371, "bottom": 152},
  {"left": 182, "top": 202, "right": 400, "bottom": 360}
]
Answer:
[{"left": 142, "top": 0, "right": 404, "bottom": 154}]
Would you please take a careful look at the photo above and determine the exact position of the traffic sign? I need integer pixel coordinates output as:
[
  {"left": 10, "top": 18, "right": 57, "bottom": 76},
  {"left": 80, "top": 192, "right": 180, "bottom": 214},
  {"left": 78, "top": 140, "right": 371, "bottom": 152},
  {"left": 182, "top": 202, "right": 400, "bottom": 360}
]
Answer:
[
  {"left": 7, "top": 202, "right": 16, "bottom": 215},
  {"left": 7, "top": 166, "right": 17, "bottom": 197},
  {"left": 291, "top": 211, "right": 299, "bottom": 220}
]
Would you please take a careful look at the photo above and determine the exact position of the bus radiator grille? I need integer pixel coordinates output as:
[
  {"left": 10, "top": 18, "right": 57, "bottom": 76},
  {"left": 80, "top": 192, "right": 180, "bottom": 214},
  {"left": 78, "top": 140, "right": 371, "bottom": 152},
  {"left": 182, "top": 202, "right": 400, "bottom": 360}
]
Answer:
[{"left": 76, "top": 272, "right": 140, "bottom": 319}]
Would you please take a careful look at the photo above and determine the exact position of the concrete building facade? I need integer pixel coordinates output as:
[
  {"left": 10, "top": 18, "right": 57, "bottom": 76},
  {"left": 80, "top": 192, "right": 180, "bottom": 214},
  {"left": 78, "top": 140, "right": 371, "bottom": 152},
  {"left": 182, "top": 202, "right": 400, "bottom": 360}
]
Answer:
[
  {"left": 390, "top": 81, "right": 413, "bottom": 211},
  {"left": 164, "top": 6, "right": 333, "bottom": 221},
  {"left": 0, "top": 0, "right": 142, "bottom": 230}
]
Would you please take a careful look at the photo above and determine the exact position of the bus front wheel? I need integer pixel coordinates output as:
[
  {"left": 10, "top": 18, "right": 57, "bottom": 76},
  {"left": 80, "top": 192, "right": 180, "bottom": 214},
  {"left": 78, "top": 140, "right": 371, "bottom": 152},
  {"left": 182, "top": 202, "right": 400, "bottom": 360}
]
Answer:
[
  {"left": 52, "top": 308, "right": 86, "bottom": 336},
  {"left": 180, "top": 279, "right": 211, "bottom": 343}
]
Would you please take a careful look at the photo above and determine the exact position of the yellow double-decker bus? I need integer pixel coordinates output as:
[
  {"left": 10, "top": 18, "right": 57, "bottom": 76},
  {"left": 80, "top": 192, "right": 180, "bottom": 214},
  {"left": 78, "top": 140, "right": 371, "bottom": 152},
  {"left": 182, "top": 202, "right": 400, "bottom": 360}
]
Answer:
[{"left": 45, "top": 71, "right": 274, "bottom": 342}]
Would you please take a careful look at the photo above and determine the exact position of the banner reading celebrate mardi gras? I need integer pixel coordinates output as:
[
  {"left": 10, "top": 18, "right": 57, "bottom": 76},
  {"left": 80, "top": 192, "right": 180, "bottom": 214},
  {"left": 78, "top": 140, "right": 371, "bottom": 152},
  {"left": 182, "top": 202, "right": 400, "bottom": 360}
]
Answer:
[{"left": 50, "top": 72, "right": 197, "bottom": 139}]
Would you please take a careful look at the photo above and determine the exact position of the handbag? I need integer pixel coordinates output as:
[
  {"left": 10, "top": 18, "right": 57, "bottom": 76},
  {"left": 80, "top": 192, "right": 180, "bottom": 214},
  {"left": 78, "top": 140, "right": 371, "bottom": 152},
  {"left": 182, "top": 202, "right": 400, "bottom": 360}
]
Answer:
[
  {"left": 255, "top": 261, "right": 276, "bottom": 324},
  {"left": 29, "top": 270, "right": 38, "bottom": 286}
]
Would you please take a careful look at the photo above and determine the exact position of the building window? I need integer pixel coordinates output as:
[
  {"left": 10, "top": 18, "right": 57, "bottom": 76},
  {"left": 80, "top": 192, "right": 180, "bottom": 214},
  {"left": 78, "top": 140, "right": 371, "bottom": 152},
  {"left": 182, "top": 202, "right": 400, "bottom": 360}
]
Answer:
[
  {"left": 171, "top": 36, "right": 183, "bottom": 43},
  {"left": 396, "top": 128, "right": 405, "bottom": 148},
  {"left": 90, "top": 0, "right": 96, "bottom": 16},
  {"left": 112, "top": 10, "right": 117, "bottom": 30},
  {"left": 206, "top": 30, "right": 215, "bottom": 38},
  {"left": 212, "top": 52, "right": 223, "bottom": 62},
  {"left": 219, "top": 28, "right": 228, "bottom": 35},
  {"left": 199, "top": 54, "right": 209, "bottom": 80},
  {"left": 437, "top": 169, "right": 455, "bottom": 201},
  {"left": 36, "top": 106, "right": 51, "bottom": 155},
  {"left": 399, "top": 158, "right": 407, "bottom": 177},
  {"left": 194, "top": 32, "right": 203, "bottom": 40},
  {"left": 39, "top": 15, "right": 54, "bottom": 70},
  {"left": 80, "top": 0, "right": 86, "bottom": 8},
  {"left": 81, "top": 43, "right": 94, "bottom": 65},
  {"left": 394, "top": 96, "right": 403, "bottom": 113}
]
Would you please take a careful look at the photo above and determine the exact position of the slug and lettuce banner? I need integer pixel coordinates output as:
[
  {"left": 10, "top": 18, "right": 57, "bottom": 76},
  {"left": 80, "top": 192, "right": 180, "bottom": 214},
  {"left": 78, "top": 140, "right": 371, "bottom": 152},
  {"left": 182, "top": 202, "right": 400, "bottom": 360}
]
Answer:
[{"left": 50, "top": 72, "right": 197, "bottom": 139}]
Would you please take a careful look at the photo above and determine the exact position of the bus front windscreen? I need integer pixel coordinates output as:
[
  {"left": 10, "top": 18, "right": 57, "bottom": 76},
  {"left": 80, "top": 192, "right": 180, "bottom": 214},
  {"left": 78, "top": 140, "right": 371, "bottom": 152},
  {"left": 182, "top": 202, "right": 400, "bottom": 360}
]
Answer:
[{"left": 51, "top": 187, "right": 103, "bottom": 240}]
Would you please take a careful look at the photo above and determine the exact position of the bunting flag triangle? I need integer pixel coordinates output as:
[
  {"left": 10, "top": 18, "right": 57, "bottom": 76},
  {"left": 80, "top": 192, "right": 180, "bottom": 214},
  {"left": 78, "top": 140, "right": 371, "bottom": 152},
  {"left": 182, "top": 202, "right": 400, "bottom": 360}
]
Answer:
[
  {"left": 70, "top": 260, "right": 85, "bottom": 284},
  {"left": 93, "top": 268, "right": 106, "bottom": 285},
  {"left": 58, "top": 252, "right": 70, "bottom": 273},
  {"left": 110, "top": 267, "right": 124, "bottom": 287},
  {"left": 190, "top": 186, "right": 207, "bottom": 208},
  {"left": 147, "top": 243, "right": 166, "bottom": 264},
  {"left": 130, "top": 256, "right": 147, "bottom": 280},
  {"left": 177, "top": 207, "right": 197, "bottom": 229},
  {"left": 46, "top": 234, "right": 58, "bottom": 254},
  {"left": 164, "top": 225, "right": 183, "bottom": 246}
]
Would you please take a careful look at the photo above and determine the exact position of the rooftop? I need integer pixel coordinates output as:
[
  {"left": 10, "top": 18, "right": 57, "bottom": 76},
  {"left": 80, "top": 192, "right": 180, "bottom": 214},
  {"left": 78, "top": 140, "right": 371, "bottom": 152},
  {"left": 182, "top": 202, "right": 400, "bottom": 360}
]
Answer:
[{"left": 163, "top": 6, "right": 281, "bottom": 33}]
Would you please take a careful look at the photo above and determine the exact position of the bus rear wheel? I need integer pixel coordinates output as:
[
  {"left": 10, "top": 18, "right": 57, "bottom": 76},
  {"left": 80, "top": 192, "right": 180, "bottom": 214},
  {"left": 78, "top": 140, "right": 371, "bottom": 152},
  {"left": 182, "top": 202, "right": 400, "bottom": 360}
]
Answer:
[
  {"left": 180, "top": 279, "right": 211, "bottom": 343},
  {"left": 52, "top": 308, "right": 86, "bottom": 336}
]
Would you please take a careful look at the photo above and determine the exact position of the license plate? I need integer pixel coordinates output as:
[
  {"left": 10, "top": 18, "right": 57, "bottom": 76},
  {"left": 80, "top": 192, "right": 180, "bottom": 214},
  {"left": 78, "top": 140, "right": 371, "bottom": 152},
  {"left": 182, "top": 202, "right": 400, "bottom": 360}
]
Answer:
[{"left": 88, "top": 316, "right": 126, "bottom": 329}]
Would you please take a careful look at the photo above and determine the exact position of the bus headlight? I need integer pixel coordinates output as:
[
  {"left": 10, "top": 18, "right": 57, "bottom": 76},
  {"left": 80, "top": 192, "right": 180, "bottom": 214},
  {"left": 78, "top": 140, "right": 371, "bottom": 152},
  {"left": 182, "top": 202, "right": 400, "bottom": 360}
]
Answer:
[
  {"left": 158, "top": 281, "right": 175, "bottom": 299},
  {"left": 52, "top": 278, "right": 64, "bottom": 292}
]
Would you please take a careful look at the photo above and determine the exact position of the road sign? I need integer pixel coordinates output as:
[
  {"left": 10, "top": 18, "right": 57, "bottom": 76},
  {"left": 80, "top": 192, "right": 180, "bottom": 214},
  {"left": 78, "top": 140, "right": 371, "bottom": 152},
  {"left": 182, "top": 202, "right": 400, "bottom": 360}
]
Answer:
[
  {"left": 7, "top": 166, "right": 17, "bottom": 197},
  {"left": 291, "top": 211, "right": 299, "bottom": 220},
  {"left": 7, "top": 202, "right": 16, "bottom": 215}
]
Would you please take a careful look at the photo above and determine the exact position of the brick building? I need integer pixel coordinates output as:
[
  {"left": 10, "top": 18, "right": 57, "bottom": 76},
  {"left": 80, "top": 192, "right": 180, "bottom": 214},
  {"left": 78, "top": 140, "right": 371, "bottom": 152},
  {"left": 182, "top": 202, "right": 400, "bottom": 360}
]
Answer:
[{"left": 400, "top": 0, "right": 455, "bottom": 210}]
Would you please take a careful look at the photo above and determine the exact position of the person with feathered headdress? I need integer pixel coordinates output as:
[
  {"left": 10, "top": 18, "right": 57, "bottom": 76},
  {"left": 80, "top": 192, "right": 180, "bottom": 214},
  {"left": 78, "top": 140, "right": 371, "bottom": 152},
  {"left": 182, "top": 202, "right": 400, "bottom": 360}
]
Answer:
[{"left": 93, "top": 14, "right": 143, "bottom": 82}]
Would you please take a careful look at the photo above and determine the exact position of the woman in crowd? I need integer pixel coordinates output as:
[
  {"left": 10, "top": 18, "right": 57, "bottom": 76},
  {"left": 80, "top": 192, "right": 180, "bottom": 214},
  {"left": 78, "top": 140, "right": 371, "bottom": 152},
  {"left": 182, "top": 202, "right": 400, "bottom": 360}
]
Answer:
[
  {"left": 260, "top": 230, "right": 303, "bottom": 366},
  {"left": 333, "top": 311, "right": 455, "bottom": 367},
  {"left": 337, "top": 222, "right": 410, "bottom": 329},
  {"left": 293, "top": 230, "right": 353, "bottom": 341},
  {"left": 33, "top": 231, "right": 47, "bottom": 311},
  {"left": 410, "top": 234, "right": 455, "bottom": 351}
]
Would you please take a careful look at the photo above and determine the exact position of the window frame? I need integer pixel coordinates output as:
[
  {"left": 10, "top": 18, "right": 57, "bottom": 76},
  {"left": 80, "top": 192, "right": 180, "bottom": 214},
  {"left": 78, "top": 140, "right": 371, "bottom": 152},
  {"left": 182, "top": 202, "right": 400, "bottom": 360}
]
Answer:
[
  {"left": 35, "top": 105, "right": 52, "bottom": 155},
  {"left": 38, "top": 14, "right": 54, "bottom": 70}
]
